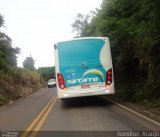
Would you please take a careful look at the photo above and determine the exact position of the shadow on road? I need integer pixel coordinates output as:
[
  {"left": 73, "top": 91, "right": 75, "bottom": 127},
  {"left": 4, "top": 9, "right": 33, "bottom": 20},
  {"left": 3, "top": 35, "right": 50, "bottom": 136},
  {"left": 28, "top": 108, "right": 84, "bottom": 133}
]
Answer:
[{"left": 60, "top": 96, "right": 114, "bottom": 109}]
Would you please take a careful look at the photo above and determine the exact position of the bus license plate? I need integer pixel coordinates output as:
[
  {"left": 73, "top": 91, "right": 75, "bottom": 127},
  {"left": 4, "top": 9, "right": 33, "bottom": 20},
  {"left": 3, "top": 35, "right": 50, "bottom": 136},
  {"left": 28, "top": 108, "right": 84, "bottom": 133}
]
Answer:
[{"left": 81, "top": 85, "right": 90, "bottom": 89}]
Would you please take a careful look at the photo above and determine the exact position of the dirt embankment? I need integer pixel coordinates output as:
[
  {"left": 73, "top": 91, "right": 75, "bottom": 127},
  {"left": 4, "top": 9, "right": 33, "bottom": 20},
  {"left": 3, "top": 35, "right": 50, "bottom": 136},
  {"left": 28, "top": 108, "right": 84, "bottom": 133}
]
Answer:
[{"left": 0, "top": 68, "right": 45, "bottom": 106}]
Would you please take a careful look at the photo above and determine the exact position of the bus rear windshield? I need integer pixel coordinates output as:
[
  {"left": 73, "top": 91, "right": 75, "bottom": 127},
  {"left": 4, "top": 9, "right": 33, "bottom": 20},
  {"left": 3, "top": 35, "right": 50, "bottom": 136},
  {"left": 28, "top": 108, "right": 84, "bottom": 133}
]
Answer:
[{"left": 58, "top": 39, "right": 105, "bottom": 66}]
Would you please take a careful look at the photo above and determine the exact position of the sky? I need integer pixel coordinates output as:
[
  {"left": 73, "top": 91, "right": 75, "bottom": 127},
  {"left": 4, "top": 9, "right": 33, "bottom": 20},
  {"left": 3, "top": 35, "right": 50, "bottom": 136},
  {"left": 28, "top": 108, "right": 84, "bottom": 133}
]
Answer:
[{"left": 0, "top": 0, "right": 102, "bottom": 68}]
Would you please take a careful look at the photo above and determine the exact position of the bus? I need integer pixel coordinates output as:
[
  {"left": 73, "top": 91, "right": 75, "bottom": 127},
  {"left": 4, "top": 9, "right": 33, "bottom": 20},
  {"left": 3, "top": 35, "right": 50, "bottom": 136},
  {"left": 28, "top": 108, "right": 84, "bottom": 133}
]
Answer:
[{"left": 54, "top": 37, "right": 115, "bottom": 98}]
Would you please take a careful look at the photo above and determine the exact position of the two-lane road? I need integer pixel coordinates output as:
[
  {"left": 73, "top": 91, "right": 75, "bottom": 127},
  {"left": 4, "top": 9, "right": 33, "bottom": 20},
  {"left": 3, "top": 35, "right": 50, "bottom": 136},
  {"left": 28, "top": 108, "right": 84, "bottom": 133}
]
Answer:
[
  {"left": 0, "top": 87, "right": 56, "bottom": 131},
  {"left": 0, "top": 87, "right": 159, "bottom": 137}
]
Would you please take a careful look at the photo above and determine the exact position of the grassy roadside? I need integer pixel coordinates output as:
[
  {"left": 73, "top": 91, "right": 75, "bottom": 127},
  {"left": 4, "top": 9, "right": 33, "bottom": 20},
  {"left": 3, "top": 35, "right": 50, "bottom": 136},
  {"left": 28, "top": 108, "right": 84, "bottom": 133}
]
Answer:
[{"left": 0, "top": 68, "right": 45, "bottom": 106}]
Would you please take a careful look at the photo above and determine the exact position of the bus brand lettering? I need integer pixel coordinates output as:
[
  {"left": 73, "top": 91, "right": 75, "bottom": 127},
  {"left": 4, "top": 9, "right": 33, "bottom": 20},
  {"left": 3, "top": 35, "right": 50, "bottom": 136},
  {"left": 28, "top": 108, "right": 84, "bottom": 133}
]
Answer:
[{"left": 67, "top": 77, "right": 98, "bottom": 84}]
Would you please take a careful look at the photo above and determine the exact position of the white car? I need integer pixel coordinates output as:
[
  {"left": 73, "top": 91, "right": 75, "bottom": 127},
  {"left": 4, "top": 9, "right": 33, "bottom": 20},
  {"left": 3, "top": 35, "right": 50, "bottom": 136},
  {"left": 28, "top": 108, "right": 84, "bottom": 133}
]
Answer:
[{"left": 48, "top": 79, "right": 56, "bottom": 88}]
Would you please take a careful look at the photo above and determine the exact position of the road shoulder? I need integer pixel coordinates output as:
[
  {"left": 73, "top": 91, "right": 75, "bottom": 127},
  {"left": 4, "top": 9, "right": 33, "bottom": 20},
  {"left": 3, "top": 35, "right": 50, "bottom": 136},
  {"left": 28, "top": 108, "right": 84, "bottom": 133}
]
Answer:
[{"left": 107, "top": 94, "right": 160, "bottom": 124}]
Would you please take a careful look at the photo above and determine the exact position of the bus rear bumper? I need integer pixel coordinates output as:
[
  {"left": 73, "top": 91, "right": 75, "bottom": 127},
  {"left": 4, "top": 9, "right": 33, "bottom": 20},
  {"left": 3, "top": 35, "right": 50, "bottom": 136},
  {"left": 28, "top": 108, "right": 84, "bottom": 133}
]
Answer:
[{"left": 57, "top": 85, "right": 115, "bottom": 99}]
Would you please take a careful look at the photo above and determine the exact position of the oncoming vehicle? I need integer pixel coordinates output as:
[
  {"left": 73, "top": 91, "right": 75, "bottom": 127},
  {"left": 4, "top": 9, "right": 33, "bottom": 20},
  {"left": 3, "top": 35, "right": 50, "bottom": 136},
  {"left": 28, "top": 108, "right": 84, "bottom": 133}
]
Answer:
[
  {"left": 48, "top": 79, "right": 56, "bottom": 88},
  {"left": 54, "top": 37, "right": 115, "bottom": 98}
]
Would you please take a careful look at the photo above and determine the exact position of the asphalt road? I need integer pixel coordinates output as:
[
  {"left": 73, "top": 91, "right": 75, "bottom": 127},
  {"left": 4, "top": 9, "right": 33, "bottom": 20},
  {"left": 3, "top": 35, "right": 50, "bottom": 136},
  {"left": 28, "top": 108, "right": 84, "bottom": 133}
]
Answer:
[{"left": 0, "top": 87, "right": 159, "bottom": 137}]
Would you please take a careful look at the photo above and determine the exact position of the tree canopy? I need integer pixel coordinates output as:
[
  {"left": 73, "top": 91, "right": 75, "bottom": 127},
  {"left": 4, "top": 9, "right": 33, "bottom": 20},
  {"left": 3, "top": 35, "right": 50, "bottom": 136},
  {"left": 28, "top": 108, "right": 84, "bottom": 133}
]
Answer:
[
  {"left": 72, "top": 0, "right": 160, "bottom": 102},
  {"left": 23, "top": 56, "right": 35, "bottom": 71},
  {"left": 38, "top": 66, "right": 55, "bottom": 81},
  {"left": 0, "top": 14, "right": 20, "bottom": 71}
]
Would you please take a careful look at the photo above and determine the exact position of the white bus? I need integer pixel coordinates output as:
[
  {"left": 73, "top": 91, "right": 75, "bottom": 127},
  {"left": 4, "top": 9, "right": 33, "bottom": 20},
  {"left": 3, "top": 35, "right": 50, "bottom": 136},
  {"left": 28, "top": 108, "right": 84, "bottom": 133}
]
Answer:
[{"left": 54, "top": 37, "right": 115, "bottom": 98}]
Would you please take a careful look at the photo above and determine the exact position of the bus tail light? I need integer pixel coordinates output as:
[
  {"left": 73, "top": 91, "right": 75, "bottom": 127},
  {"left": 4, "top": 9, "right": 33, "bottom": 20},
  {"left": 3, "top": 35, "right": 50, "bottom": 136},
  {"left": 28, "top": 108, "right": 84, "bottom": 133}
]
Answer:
[
  {"left": 105, "top": 69, "right": 112, "bottom": 87},
  {"left": 57, "top": 73, "right": 67, "bottom": 90}
]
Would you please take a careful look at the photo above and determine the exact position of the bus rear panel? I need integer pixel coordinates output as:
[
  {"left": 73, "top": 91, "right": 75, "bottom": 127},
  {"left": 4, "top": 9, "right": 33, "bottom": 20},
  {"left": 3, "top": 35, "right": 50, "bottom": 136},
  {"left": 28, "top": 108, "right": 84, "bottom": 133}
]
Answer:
[{"left": 54, "top": 37, "right": 115, "bottom": 98}]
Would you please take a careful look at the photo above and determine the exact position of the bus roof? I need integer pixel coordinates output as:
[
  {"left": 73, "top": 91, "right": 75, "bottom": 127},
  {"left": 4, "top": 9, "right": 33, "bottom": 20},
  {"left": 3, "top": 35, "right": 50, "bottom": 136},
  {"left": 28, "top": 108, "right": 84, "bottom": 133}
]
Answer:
[{"left": 56, "top": 37, "right": 108, "bottom": 45}]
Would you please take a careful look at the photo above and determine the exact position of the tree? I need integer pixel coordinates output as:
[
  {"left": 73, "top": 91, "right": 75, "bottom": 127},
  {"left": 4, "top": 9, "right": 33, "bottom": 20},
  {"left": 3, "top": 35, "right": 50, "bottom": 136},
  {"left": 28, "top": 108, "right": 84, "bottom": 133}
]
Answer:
[
  {"left": 71, "top": 13, "right": 91, "bottom": 37},
  {"left": 38, "top": 66, "right": 55, "bottom": 81},
  {"left": 23, "top": 56, "right": 35, "bottom": 71},
  {"left": 0, "top": 14, "right": 4, "bottom": 28},
  {"left": 72, "top": 0, "right": 160, "bottom": 101},
  {"left": 0, "top": 14, "right": 20, "bottom": 71}
]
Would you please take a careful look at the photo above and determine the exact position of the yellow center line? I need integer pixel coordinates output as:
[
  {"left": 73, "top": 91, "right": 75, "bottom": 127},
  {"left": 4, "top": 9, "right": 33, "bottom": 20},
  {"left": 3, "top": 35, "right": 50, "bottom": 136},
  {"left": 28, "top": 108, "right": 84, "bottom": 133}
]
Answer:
[
  {"left": 30, "top": 97, "right": 57, "bottom": 137},
  {"left": 21, "top": 94, "right": 57, "bottom": 137}
]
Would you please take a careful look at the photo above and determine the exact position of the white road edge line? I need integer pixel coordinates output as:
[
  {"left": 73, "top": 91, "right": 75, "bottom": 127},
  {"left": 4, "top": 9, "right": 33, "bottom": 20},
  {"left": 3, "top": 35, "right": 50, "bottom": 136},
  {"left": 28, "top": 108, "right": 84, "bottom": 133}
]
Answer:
[
  {"left": 0, "top": 101, "right": 14, "bottom": 110},
  {"left": 0, "top": 87, "right": 48, "bottom": 110},
  {"left": 8, "top": 101, "right": 14, "bottom": 105},
  {"left": 0, "top": 105, "right": 7, "bottom": 109},
  {"left": 0, "top": 93, "right": 33, "bottom": 110},
  {"left": 104, "top": 97, "right": 160, "bottom": 127}
]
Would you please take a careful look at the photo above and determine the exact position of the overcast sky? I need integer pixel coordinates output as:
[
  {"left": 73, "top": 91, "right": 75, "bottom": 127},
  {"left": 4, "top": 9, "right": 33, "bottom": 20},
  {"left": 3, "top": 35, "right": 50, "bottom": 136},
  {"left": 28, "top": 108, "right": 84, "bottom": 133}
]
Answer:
[{"left": 0, "top": 0, "right": 102, "bottom": 68}]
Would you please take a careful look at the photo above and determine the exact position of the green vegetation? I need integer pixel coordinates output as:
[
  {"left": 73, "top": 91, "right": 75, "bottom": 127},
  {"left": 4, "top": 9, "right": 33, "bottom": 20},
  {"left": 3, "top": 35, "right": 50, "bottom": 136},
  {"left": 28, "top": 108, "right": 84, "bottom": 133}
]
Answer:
[
  {"left": 38, "top": 66, "right": 55, "bottom": 81},
  {"left": 72, "top": 0, "right": 160, "bottom": 106},
  {"left": 23, "top": 56, "right": 35, "bottom": 71},
  {"left": 0, "top": 15, "right": 20, "bottom": 72},
  {"left": 0, "top": 14, "right": 45, "bottom": 106}
]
